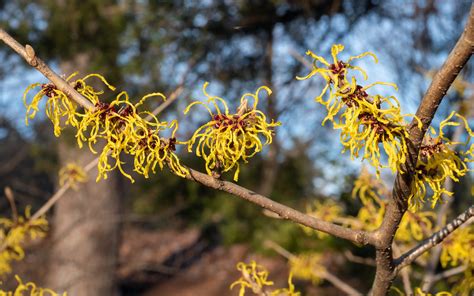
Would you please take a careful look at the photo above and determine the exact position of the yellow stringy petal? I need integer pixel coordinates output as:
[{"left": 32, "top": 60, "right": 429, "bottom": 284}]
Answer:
[{"left": 185, "top": 83, "right": 280, "bottom": 181}]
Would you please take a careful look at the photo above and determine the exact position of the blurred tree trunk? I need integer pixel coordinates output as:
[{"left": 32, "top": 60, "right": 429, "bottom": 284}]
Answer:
[
  {"left": 46, "top": 55, "right": 121, "bottom": 296},
  {"left": 258, "top": 26, "right": 280, "bottom": 197}
]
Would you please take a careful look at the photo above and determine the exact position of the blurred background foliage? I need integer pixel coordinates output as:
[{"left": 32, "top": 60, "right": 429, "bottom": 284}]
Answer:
[{"left": 0, "top": 0, "right": 473, "bottom": 294}]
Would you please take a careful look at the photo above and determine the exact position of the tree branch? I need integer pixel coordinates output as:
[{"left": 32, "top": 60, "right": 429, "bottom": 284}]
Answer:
[
  {"left": 0, "top": 28, "right": 370, "bottom": 246},
  {"left": 370, "top": 5, "right": 474, "bottom": 295},
  {"left": 421, "top": 102, "right": 470, "bottom": 291},
  {"left": 186, "top": 168, "right": 371, "bottom": 245},
  {"left": 431, "top": 265, "right": 466, "bottom": 283},
  {"left": 265, "top": 240, "right": 363, "bottom": 296},
  {"left": 394, "top": 205, "right": 474, "bottom": 274},
  {"left": 0, "top": 29, "right": 95, "bottom": 110},
  {"left": 344, "top": 251, "right": 376, "bottom": 267}
]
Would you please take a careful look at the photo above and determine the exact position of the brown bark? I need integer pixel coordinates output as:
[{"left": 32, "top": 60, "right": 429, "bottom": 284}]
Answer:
[
  {"left": 421, "top": 98, "right": 472, "bottom": 291},
  {"left": 185, "top": 167, "right": 371, "bottom": 245},
  {"left": 370, "top": 5, "right": 474, "bottom": 295}
]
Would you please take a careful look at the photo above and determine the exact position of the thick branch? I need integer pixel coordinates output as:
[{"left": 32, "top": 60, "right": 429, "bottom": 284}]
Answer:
[
  {"left": 394, "top": 205, "right": 474, "bottom": 273},
  {"left": 186, "top": 168, "right": 371, "bottom": 245},
  {"left": 421, "top": 106, "right": 470, "bottom": 291},
  {"left": 0, "top": 29, "right": 95, "bottom": 110},
  {"left": 370, "top": 5, "right": 474, "bottom": 295}
]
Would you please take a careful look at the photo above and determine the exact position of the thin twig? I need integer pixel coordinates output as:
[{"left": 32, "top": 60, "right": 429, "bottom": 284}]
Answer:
[
  {"left": 264, "top": 240, "right": 295, "bottom": 260},
  {"left": 344, "top": 251, "right": 376, "bottom": 267},
  {"left": 431, "top": 265, "right": 466, "bottom": 283},
  {"left": 266, "top": 240, "right": 362, "bottom": 296},
  {"left": 4, "top": 187, "right": 18, "bottom": 223},
  {"left": 30, "top": 182, "right": 72, "bottom": 221},
  {"left": 394, "top": 205, "right": 474, "bottom": 274},
  {"left": 29, "top": 157, "right": 99, "bottom": 221},
  {"left": 321, "top": 271, "right": 362, "bottom": 296},
  {"left": 185, "top": 167, "right": 370, "bottom": 245},
  {"left": 393, "top": 243, "right": 413, "bottom": 296},
  {"left": 289, "top": 48, "right": 313, "bottom": 69},
  {"left": 0, "top": 29, "right": 94, "bottom": 110},
  {"left": 148, "top": 85, "right": 183, "bottom": 117}
]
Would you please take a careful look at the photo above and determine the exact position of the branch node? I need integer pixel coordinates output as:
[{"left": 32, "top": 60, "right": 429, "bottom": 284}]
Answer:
[
  {"left": 25, "top": 44, "right": 38, "bottom": 67},
  {"left": 355, "top": 231, "right": 368, "bottom": 245}
]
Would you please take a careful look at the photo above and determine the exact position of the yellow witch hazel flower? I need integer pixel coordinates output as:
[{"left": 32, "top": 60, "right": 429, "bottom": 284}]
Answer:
[
  {"left": 23, "top": 73, "right": 115, "bottom": 137},
  {"left": 409, "top": 112, "right": 471, "bottom": 211},
  {"left": 24, "top": 73, "right": 189, "bottom": 183},
  {"left": 0, "top": 208, "right": 48, "bottom": 276},
  {"left": 335, "top": 92, "right": 417, "bottom": 177},
  {"left": 353, "top": 197, "right": 385, "bottom": 232},
  {"left": 452, "top": 268, "right": 474, "bottom": 296},
  {"left": 230, "top": 261, "right": 300, "bottom": 296},
  {"left": 76, "top": 91, "right": 188, "bottom": 182},
  {"left": 297, "top": 44, "right": 378, "bottom": 104},
  {"left": 303, "top": 200, "right": 345, "bottom": 238},
  {"left": 289, "top": 253, "right": 326, "bottom": 285},
  {"left": 0, "top": 275, "right": 67, "bottom": 296},
  {"left": 350, "top": 168, "right": 436, "bottom": 242},
  {"left": 440, "top": 225, "right": 474, "bottom": 268},
  {"left": 351, "top": 166, "right": 387, "bottom": 205},
  {"left": 184, "top": 82, "right": 280, "bottom": 181},
  {"left": 350, "top": 168, "right": 386, "bottom": 231},
  {"left": 297, "top": 44, "right": 418, "bottom": 176},
  {"left": 395, "top": 210, "right": 436, "bottom": 243},
  {"left": 58, "top": 162, "right": 87, "bottom": 189}
]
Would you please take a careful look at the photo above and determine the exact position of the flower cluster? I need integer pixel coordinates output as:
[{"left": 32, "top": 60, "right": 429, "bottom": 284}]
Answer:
[
  {"left": 349, "top": 169, "right": 386, "bottom": 231},
  {"left": 440, "top": 225, "right": 474, "bottom": 268},
  {"left": 0, "top": 275, "right": 66, "bottom": 296},
  {"left": 351, "top": 166, "right": 387, "bottom": 205},
  {"left": 303, "top": 200, "right": 345, "bottom": 238},
  {"left": 452, "top": 268, "right": 474, "bottom": 296},
  {"left": 410, "top": 112, "right": 471, "bottom": 210},
  {"left": 350, "top": 168, "right": 435, "bottom": 243},
  {"left": 395, "top": 210, "right": 435, "bottom": 242},
  {"left": 76, "top": 91, "right": 188, "bottom": 182},
  {"left": 185, "top": 83, "right": 280, "bottom": 181},
  {"left": 230, "top": 261, "right": 299, "bottom": 296},
  {"left": 0, "top": 208, "right": 47, "bottom": 276},
  {"left": 23, "top": 73, "right": 113, "bottom": 137},
  {"left": 289, "top": 253, "right": 326, "bottom": 284},
  {"left": 23, "top": 73, "right": 188, "bottom": 183},
  {"left": 354, "top": 199, "right": 385, "bottom": 232},
  {"left": 58, "top": 163, "right": 87, "bottom": 189},
  {"left": 298, "top": 44, "right": 419, "bottom": 176}
]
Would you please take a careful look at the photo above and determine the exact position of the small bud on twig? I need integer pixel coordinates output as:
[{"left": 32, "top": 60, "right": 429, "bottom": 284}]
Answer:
[{"left": 25, "top": 44, "right": 38, "bottom": 67}]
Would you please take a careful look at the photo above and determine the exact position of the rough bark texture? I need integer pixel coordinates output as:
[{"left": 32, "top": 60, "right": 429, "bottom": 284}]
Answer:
[
  {"left": 370, "top": 6, "right": 474, "bottom": 295},
  {"left": 420, "top": 105, "right": 470, "bottom": 291},
  {"left": 46, "top": 56, "right": 121, "bottom": 296}
]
